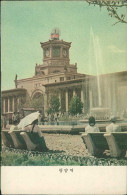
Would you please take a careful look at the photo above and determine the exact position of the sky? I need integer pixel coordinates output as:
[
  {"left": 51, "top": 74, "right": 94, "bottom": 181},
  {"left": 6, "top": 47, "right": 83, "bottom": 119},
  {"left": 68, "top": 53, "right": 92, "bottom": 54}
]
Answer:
[{"left": 1, "top": 1, "right": 127, "bottom": 90}]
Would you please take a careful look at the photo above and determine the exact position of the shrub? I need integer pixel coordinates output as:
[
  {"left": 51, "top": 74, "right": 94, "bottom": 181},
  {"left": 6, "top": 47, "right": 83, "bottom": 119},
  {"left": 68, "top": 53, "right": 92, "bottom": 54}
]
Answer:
[
  {"left": 49, "top": 95, "right": 60, "bottom": 113},
  {"left": 69, "top": 96, "right": 83, "bottom": 115},
  {"left": 1, "top": 149, "right": 127, "bottom": 166}
]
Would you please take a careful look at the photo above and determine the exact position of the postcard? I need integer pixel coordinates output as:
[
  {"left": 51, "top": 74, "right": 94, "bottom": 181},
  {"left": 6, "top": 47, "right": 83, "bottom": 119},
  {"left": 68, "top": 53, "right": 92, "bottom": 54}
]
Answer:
[{"left": 1, "top": 0, "right": 127, "bottom": 194}]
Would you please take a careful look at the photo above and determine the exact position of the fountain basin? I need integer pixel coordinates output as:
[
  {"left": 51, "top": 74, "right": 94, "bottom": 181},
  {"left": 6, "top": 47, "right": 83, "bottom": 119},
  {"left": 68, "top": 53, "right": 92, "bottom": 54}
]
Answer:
[{"left": 90, "top": 107, "right": 110, "bottom": 120}]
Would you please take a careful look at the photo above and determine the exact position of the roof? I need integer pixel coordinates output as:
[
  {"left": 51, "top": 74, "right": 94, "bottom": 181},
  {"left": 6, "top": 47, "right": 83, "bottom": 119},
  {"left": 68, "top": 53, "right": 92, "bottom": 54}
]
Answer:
[
  {"left": 2, "top": 88, "right": 27, "bottom": 93},
  {"left": 40, "top": 39, "right": 71, "bottom": 47},
  {"left": 2, "top": 88, "right": 27, "bottom": 97},
  {"left": 44, "top": 76, "right": 92, "bottom": 87}
]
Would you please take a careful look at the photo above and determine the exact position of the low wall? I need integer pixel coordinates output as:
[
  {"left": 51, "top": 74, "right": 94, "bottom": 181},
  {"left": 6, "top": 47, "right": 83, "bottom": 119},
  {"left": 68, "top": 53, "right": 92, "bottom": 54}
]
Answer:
[{"left": 39, "top": 124, "right": 127, "bottom": 134}]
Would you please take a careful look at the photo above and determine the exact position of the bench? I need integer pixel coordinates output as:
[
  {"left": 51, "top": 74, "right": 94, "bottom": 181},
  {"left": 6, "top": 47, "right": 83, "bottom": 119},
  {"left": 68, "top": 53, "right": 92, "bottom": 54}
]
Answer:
[
  {"left": 81, "top": 132, "right": 127, "bottom": 157},
  {"left": 8, "top": 130, "right": 27, "bottom": 149},
  {"left": 81, "top": 132, "right": 109, "bottom": 156},
  {"left": 2, "top": 130, "right": 14, "bottom": 148},
  {"left": 104, "top": 132, "right": 127, "bottom": 157},
  {"left": 20, "top": 131, "right": 48, "bottom": 151},
  {"left": 2, "top": 129, "right": 48, "bottom": 152}
]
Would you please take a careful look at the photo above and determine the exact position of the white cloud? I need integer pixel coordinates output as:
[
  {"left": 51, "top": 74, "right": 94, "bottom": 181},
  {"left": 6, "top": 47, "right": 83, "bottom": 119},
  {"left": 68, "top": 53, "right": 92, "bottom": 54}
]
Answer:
[{"left": 108, "top": 45, "right": 127, "bottom": 54}]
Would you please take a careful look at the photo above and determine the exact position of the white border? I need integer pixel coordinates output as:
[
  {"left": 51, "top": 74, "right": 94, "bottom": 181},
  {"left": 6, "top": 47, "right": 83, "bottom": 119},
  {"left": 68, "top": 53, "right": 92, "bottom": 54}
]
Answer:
[{"left": 1, "top": 166, "right": 127, "bottom": 194}]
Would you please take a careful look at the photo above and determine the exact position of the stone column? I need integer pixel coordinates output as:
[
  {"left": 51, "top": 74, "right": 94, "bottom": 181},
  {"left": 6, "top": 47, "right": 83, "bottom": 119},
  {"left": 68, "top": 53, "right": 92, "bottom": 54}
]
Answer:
[
  {"left": 17, "top": 98, "right": 20, "bottom": 104},
  {"left": 81, "top": 88, "right": 84, "bottom": 102},
  {"left": 60, "top": 46, "right": 63, "bottom": 58},
  {"left": 50, "top": 46, "right": 53, "bottom": 58},
  {"left": 73, "top": 88, "right": 76, "bottom": 97},
  {"left": 85, "top": 81, "right": 89, "bottom": 114},
  {"left": 65, "top": 89, "right": 68, "bottom": 112},
  {"left": 13, "top": 97, "right": 15, "bottom": 112},
  {"left": 44, "top": 93, "right": 48, "bottom": 115},
  {"left": 81, "top": 88, "right": 84, "bottom": 113},
  {"left": 58, "top": 91, "right": 61, "bottom": 106},
  {"left": 8, "top": 98, "right": 10, "bottom": 113},
  {"left": 3, "top": 98, "right": 6, "bottom": 114},
  {"left": 15, "top": 97, "right": 17, "bottom": 112},
  {"left": 17, "top": 97, "right": 20, "bottom": 111}
]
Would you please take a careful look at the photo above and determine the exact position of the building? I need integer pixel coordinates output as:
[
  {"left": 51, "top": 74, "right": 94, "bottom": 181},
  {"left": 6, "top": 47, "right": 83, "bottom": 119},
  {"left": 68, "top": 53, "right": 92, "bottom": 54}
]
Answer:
[
  {"left": 1, "top": 88, "right": 27, "bottom": 123},
  {"left": 2, "top": 29, "right": 127, "bottom": 122}
]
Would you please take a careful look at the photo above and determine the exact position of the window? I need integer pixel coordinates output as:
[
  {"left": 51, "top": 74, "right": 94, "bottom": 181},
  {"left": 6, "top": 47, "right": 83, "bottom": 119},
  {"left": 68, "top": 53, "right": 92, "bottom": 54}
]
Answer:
[
  {"left": 44, "top": 48, "right": 50, "bottom": 57},
  {"left": 53, "top": 70, "right": 60, "bottom": 73},
  {"left": 66, "top": 77, "right": 70, "bottom": 80},
  {"left": 53, "top": 47, "right": 60, "bottom": 57},
  {"left": 60, "top": 77, "right": 64, "bottom": 82},
  {"left": 41, "top": 71, "right": 45, "bottom": 75},
  {"left": 63, "top": 48, "right": 67, "bottom": 57}
]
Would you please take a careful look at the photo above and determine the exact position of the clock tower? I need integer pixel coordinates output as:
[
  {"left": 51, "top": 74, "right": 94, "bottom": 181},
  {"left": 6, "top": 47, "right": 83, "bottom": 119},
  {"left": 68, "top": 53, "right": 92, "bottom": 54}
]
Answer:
[{"left": 35, "top": 29, "right": 77, "bottom": 76}]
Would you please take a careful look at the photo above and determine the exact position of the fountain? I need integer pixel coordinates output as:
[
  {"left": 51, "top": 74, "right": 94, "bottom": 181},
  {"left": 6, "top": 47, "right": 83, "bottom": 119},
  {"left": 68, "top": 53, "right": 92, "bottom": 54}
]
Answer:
[{"left": 88, "top": 28, "right": 110, "bottom": 120}]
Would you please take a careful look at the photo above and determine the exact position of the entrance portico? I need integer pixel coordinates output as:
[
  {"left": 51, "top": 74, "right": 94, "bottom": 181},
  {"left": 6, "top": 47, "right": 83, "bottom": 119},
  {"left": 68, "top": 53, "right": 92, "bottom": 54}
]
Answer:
[
  {"left": 44, "top": 77, "right": 90, "bottom": 113},
  {"left": 2, "top": 88, "right": 27, "bottom": 122}
]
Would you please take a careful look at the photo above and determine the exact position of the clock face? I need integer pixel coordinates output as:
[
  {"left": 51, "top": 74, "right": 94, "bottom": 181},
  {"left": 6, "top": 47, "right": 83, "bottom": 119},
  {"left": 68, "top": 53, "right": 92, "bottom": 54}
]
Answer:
[
  {"left": 63, "top": 49, "right": 67, "bottom": 57},
  {"left": 45, "top": 48, "right": 50, "bottom": 57},
  {"left": 53, "top": 47, "right": 60, "bottom": 57}
]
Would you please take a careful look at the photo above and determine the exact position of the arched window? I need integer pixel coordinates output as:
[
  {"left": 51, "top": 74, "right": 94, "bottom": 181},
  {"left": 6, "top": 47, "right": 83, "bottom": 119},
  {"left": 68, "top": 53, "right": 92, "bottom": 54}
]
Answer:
[
  {"left": 32, "top": 92, "right": 43, "bottom": 99},
  {"left": 32, "top": 92, "right": 44, "bottom": 111},
  {"left": 41, "top": 71, "right": 45, "bottom": 75}
]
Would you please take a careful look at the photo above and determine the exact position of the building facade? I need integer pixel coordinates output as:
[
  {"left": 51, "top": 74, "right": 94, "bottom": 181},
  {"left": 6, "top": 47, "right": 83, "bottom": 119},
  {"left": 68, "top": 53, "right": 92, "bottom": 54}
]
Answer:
[{"left": 2, "top": 30, "right": 127, "bottom": 121}]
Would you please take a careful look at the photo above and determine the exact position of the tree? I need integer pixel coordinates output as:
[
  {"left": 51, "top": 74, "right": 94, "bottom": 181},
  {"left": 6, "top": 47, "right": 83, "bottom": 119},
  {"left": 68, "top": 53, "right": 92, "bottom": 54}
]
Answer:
[
  {"left": 23, "top": 96, "right": 43, "bottom": 110},
  {"left": 17, "top": 96, "right": 26, "bottom": 111},
  {"left": 47, "top": 107, "right": 53, "bottom": 115},
  {"left": 29, "top": 97, "right": 43, "bottom": 110},
  {"left": 48, "top": 95, "right": 60, "bottom": 113},
  {"left": 85, "top": 0, "right": 127, "bottom": 25},
  {"left": 69, "top": 96, "right": 83, "bottom": 115}
]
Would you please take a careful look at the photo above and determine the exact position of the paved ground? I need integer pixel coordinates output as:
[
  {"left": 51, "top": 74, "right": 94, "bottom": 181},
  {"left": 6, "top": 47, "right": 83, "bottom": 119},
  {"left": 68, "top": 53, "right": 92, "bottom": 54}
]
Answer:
[{"left": 42, "top": 133, "right": 90, "bottom": 157}]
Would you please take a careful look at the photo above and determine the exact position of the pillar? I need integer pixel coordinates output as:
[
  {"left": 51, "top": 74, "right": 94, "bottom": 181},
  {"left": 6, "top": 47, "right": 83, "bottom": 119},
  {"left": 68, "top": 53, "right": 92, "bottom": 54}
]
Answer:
[
  {"left": 17, "top": 97, "right": 20, "bottom": 111},
  {"left": 3, "top": 98, "right": 6, "bottom": 114},
  {"left": 60, "top": 46, "right": 63, "bottom": 58},
  {"left": 15, "top": 97, "right": 17, "bottom": 112},
  {"left": 13, "top": 97, "right": 15, "bottom": 112},
  {"left": 17, "top": 98, "right": 20, "bottom": 104},
  {"left": 50, "top": 46, "right": 53, "bottom": 58},
  {"left": 65, "top": 89, "right": 68, "bottom": 112},
  {"left": 73, "top": 88, "right": 76, "bottom": 97},
  {"left": 81, "top": 88, "right": 84, "bottom": 113},
  {"left": 44, "top": 93, "right": 48, "bottom": 115},
  {"left": 8, "top": 98, "right": 10, "bottom": 113},
  {"left": 85, "top": 81, "right": 89, "bottom": 114},
  {"left": 58, "top": 91, "right": 61, "bottom": 109}
]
